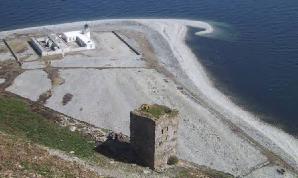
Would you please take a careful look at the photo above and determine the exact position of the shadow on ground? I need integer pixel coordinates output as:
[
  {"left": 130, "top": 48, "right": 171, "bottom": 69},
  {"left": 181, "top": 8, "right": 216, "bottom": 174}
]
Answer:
[{"left": 94, "top": 133, "right": 139, "bottom": 165}]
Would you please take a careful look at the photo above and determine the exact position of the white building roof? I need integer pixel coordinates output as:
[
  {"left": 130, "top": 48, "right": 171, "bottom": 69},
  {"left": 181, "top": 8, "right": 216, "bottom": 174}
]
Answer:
[
  {"left": 77, "top": 34, "right": 93, "bottom": 44},
  {"left": 62, "top": 30, "right": 95, "bottom": 47},
  {"left": 62, "top": 31, "right": 81, "bottom": 38}
]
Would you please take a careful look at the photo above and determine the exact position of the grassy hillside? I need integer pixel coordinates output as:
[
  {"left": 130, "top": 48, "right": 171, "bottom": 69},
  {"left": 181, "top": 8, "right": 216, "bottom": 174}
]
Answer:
[
  {"left": 0, "top": 95, "right": 234, "bottom": 178},
  {"left": 0, "top": 95, "right": 95, "bottom": 159},
  {"left": 0, "top": 133, "right": 102, "bottom": 178}
]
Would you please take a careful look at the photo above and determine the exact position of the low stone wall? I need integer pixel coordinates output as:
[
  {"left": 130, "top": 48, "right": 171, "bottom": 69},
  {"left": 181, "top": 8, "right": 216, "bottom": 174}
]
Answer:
[
  {"left": 3, "top": 39, "right": 20, "bottom": 64},
  {"left": 112, "top": 31, "right": 141, "bottom": 55}
]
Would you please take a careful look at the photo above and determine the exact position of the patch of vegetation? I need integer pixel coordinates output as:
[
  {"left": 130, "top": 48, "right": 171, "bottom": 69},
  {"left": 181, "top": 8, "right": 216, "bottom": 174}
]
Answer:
[
  {"left": 167, "top": 156, "right": 179, "bottom": 165},
  {"left": 21, "top": 161, "right": 54, "bottom": 177},
  {"left": 0, "top": 133, "right": 101, "bottom": 178},
  {"left": 0, "top": 95, "right": 94, "bottom": 158},
  {"left": 8, "top": 40, "right": 28, "bottom": 53},
  {"left": 140, "top": 104, "right": 178, "bottom": 119},
  {"left": 62, "top": 93, "right": 73, "bottom": 105}
]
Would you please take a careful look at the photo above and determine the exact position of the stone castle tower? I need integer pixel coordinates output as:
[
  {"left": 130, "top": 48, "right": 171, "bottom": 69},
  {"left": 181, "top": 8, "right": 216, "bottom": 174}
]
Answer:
[{"left": 130, "top": 104, "right": 179, "bottom": 170}]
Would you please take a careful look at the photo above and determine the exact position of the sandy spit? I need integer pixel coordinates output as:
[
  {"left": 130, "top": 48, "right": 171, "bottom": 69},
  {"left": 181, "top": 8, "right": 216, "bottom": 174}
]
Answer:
[{"left": 134, "top": 19, "right": 298, "bottom": 171}]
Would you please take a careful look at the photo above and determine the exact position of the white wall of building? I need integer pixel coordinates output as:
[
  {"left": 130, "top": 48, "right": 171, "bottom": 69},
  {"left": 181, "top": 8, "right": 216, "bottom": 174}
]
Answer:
[{"left": 61, "top": 30, "right": 95, "bottom": 49}]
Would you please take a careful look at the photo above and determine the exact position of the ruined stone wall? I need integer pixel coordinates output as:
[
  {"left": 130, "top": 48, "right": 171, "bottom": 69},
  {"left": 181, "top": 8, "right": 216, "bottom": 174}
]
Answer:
[
  {"left": 130, "top": 111, "right": 156, "bottom": 169},
  {"left": 154, "top": 115, "right": 179, "bottom": 170}
]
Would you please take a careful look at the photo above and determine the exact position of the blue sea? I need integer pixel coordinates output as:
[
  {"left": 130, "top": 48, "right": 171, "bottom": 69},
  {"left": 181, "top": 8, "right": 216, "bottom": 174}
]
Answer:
[{"left": 1, "top": 0, "right": 297, "bottom": 136}]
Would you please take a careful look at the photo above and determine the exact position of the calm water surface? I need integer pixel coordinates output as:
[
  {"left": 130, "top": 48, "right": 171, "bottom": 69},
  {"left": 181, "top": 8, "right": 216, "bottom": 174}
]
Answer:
[{"left": 1, "top": 0, "right": 297, "bottom": 136}]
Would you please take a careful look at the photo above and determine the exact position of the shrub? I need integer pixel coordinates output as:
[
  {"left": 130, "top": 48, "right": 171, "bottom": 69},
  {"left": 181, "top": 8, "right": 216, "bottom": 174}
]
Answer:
[{"left": 167, "top": 156, "right": 179, "bottom": 165}]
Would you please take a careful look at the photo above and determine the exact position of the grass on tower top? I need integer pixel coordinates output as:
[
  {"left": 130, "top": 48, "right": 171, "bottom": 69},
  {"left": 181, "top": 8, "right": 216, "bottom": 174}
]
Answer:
[{"left": 139, "top": 104, "right": 178, "bottom": 119}]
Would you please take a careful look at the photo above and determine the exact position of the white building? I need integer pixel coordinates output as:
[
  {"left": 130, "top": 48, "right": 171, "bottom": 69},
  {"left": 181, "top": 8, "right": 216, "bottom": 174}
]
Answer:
[
  {"left": 32, "top": 24, "right": 96, "bottom": 57},
  {"left": 61, "top": 24, "right": 95, "bottom": 49},
  {"left": 62, "top": 31, "right": 80, "bottom": 42}
]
